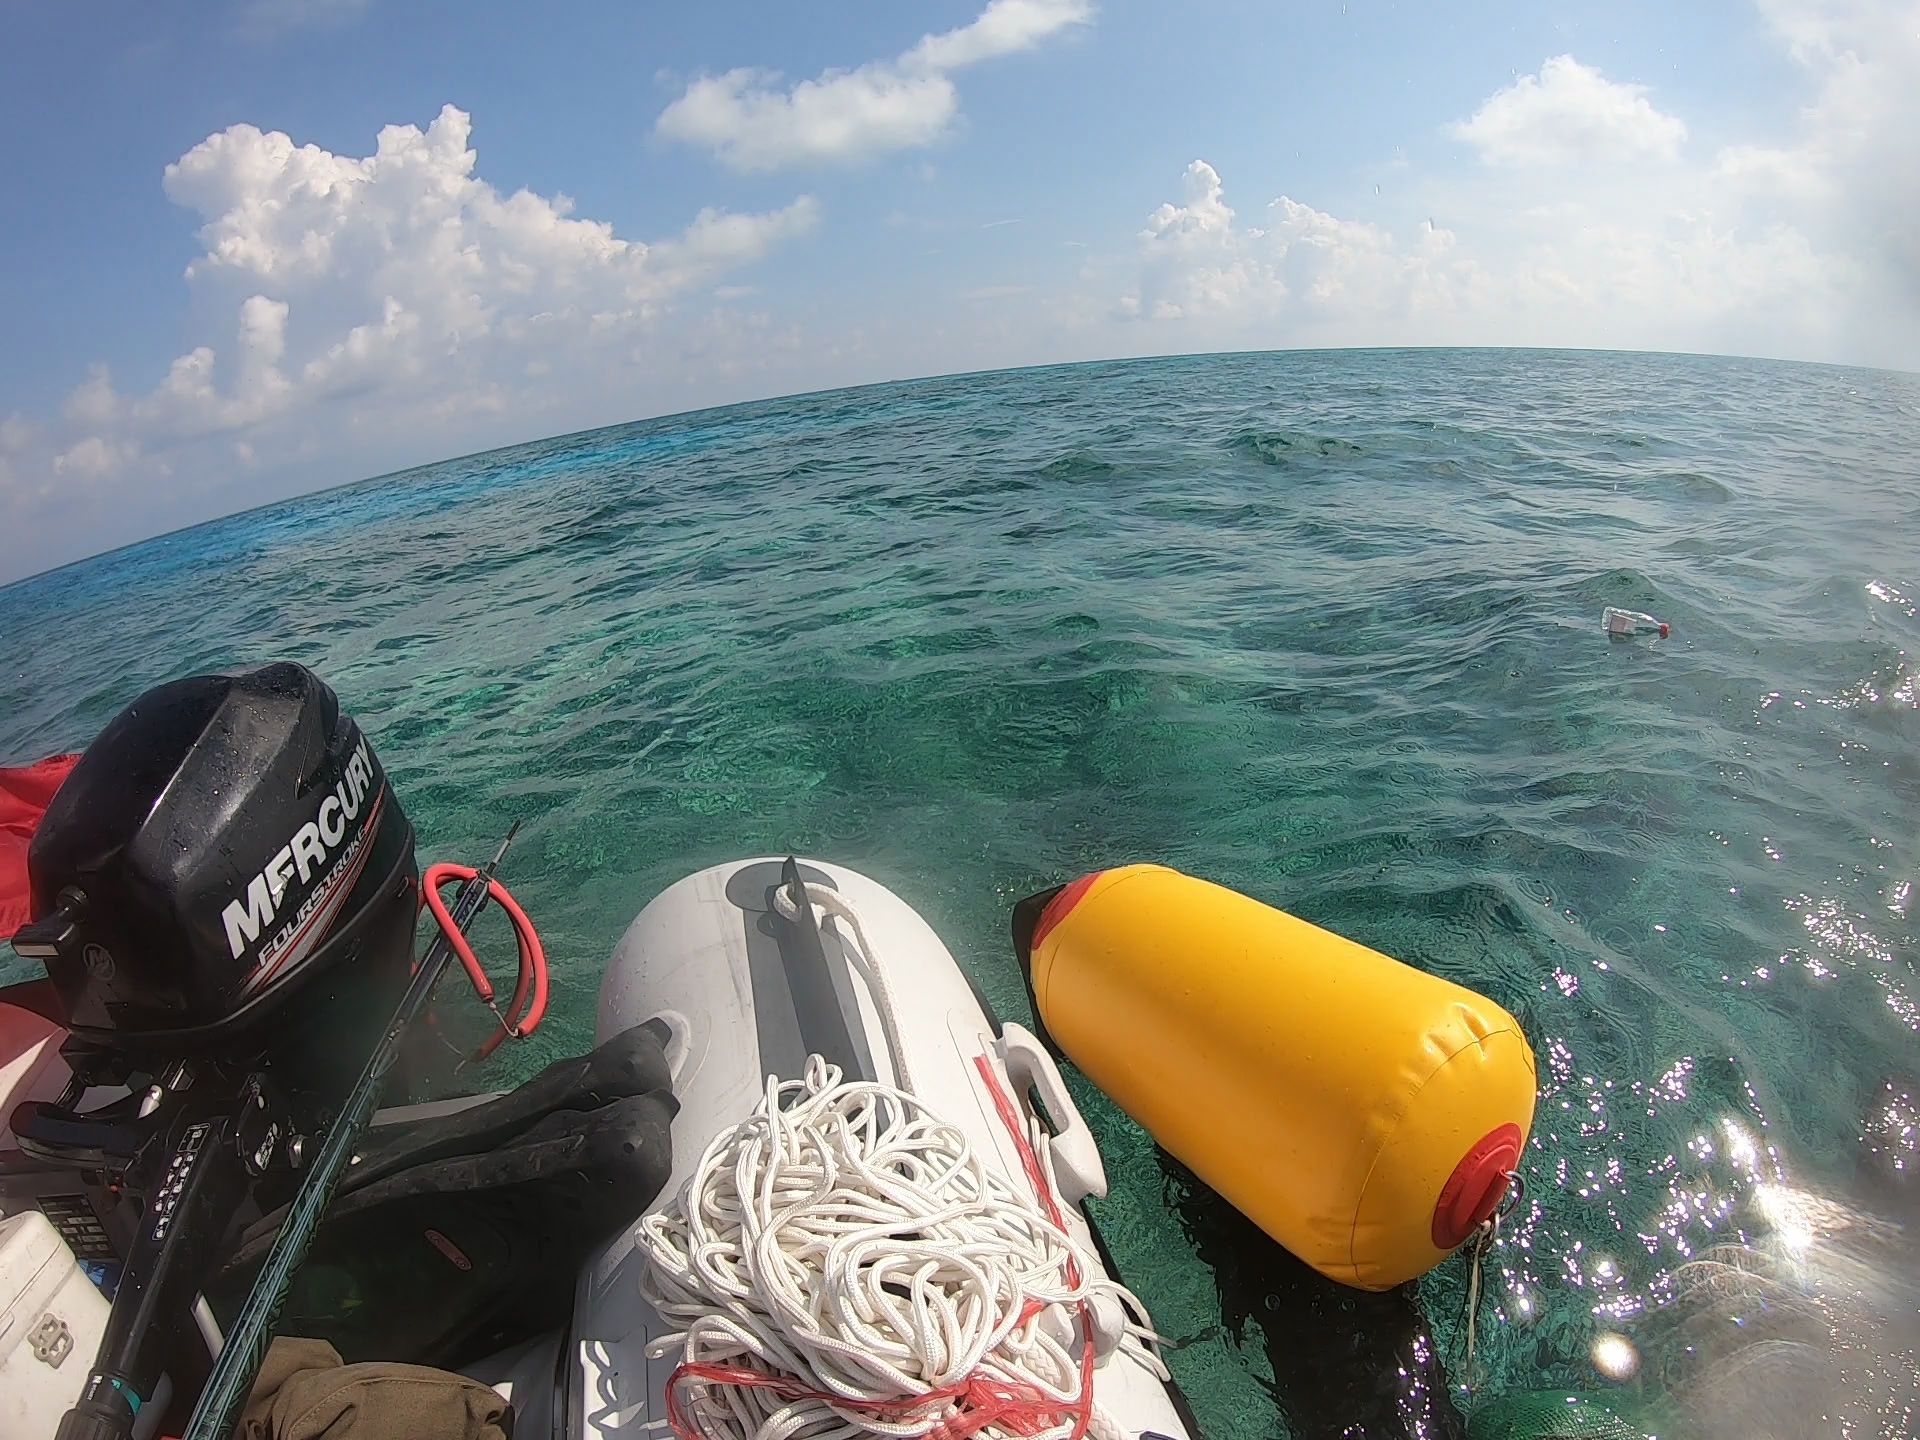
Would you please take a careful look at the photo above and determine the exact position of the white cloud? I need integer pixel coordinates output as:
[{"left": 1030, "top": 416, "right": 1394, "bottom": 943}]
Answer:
[
  {"left": 907, "top": 0, "right": 1093, "bottom": 70},
  {"left": 4, "top": 104, "right": 821, "bottom": 575},
  {"left": 121, "top": 294, "right": 295, "bottom": 440},
  {"left": 1755, "top": 0, "right": 1891, "bottom": 63},
  {"left": 1120, "top": 10, "right": 1918, "bottom": 368},
  {"left": 659, "top": 69, "right": 958, "bottom": 173},
  {"left": 1720, "top": 0, "right": 1920, "bottom": 314},
  {"left": 656, "top": 0, "right": 1091, "bottom": 171},
  {"left": 1123, "top": 163, "right": 1480, "bottom": 331},
  {"left": 653, "top": 199, "right": 823, "bottom": 278},
  {"left": 151, "top": 104, "right": 819, "bottom": 402},
  {"left": 1452, "top": 55, "right": 1688, "bottom": 167},
  {"left": 168, "top": 107, "right": 634, "bottom": 299},
  {"left": 64, "top": 366, "right": 120, "bottom": 428},
  {"left": 1142, "top": 159, "right": 1236, "bottom": 245},
  {"left": 53, "top": 436, "right": 137, "bottom": 482},
  {"left": 301, "top": 296, "right": 422, "bottom": 396},
  {"left": 1115, "top": 152, "right": 1863, "bottom": 359}
]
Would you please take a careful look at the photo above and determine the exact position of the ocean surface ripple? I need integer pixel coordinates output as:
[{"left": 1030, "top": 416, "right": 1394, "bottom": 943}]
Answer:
[{"left": 5, "top": 349, "right": 1918, "bottom": 1439}]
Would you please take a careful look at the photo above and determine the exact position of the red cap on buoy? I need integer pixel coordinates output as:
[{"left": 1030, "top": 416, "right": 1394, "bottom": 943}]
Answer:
[{"left": 1432, "top": 1123, "right": 1523, "bottom": 1250}]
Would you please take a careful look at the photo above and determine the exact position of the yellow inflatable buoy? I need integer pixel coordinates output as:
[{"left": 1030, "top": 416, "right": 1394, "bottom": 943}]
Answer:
[{"left": 1015, "top": 864, "right": 1536, "bottom": 1291}]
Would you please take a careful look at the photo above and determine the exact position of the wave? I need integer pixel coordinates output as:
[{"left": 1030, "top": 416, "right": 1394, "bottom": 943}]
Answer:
[{"left": 1222, "top": 428, "right": 1365, "bottom": 465}]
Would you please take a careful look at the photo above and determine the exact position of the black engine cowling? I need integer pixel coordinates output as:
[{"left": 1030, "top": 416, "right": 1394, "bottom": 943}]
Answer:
[{"left": 14, "top": 661, "right": 417, "bottom": 1096}]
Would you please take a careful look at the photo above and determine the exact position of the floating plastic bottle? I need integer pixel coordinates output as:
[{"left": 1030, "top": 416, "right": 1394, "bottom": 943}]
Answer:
[{"left": 1603, "top": 606, "right": 1668, "bottom": 639}]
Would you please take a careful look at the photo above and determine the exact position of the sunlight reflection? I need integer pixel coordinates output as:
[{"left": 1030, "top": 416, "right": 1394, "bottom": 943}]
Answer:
[{"left": 1590, "top": 1331, "right": 1639, "bottom": 1381}]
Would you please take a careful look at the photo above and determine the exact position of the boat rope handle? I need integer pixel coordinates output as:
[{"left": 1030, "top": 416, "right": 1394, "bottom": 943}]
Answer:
[{"left": 772, "top": 878, "right": 913, "bottom": 1089}]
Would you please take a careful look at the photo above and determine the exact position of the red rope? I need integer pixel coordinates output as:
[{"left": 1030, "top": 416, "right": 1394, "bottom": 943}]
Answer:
[
  {"left": 665, "top": 1360, "right": 1077, "bottom": 1440},
  {"left": 421, "top": 861, "right": 549, "bottom": 1062},
  {"left": 972, "top": 1052, "right": 1094, "bottom": 1440},
  {"left": 663, "top": 1055, "right": 1096, "bottom": 1440}
]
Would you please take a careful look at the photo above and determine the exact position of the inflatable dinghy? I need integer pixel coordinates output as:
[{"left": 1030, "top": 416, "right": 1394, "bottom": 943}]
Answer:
[
  {"left": 0, "top": 669, "right": 1194, "bottom": 1440},
  {"left": 545, "top": 855, "right": 1195, "bottom": 1439},
  {"left": 2, "top": 855, "right": 1194, "bottom": 1439}
]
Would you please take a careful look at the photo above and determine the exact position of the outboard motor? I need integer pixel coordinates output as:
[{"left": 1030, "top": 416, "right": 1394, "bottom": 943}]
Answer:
[
  {"left": 7, "top": 662, "right": 419, "bottom": 1440},
  {"left": 16, "top": 661, "right": 417, "bottom": 1092},
  {"left": 5, "top": 661, "right": 673, "bottom": 1439}
]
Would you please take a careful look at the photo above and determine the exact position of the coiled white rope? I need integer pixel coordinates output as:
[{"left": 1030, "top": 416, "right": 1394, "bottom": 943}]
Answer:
[{"left": 634, "top": 883, "right": 1167, "bottom": 1440}]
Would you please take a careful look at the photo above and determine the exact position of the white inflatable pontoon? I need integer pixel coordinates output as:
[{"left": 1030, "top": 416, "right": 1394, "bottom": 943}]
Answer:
[{"left": 466, "top": 856, "right": 1195, "bottom": 1439}]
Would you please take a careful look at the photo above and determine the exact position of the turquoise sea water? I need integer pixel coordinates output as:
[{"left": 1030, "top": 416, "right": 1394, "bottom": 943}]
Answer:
[{"left": 4, "top": 349, "right": 1918, "bottom": 1439}]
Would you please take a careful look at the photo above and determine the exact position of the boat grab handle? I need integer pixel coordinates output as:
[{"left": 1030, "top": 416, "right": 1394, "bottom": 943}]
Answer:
[{"left": 999, "top": 1023, "right": 1108, "bottom": 1207}]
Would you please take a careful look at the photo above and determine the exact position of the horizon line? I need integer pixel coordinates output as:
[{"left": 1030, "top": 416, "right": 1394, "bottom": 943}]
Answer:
[{"left": 7, "top": 341, "right": 1914, "bottom": 593}]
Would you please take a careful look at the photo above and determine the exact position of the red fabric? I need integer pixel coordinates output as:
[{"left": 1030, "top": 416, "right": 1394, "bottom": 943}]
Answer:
[{"left": 1, "top": 754, "right": 78, "bottom": 938}]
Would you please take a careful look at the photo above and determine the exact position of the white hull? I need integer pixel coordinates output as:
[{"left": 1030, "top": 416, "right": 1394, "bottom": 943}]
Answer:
[{"left": 562, "top": 858, "right": 1193, "bottom": 1439}]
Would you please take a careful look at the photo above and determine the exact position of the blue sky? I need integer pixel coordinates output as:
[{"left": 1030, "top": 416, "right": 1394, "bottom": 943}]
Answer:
[{"left": 2, "top": 0, "right": 1915, "bottom": 580}]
